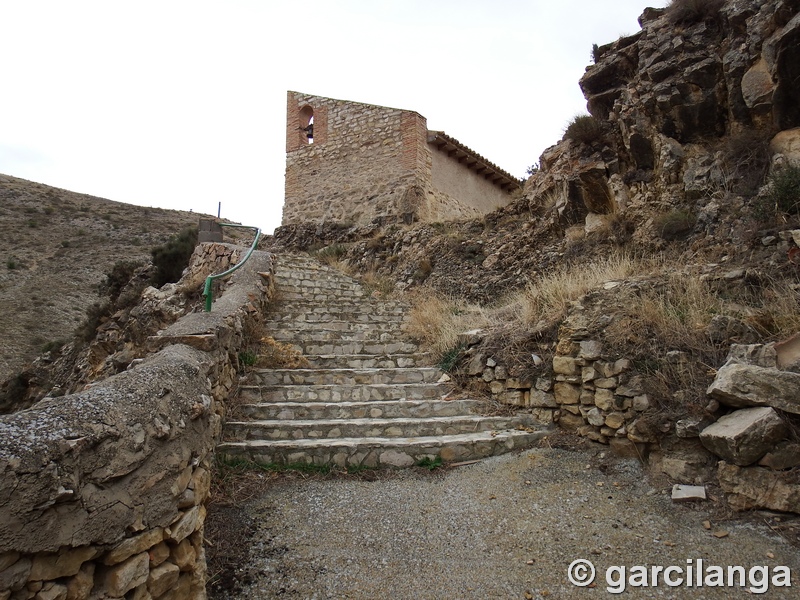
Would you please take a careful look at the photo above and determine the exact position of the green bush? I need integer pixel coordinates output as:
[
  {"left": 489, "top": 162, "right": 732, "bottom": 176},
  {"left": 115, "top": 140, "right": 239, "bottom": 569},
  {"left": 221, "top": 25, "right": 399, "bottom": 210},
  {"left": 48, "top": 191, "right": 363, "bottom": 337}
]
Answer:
[
  {"left": 767, "top": 165, "right": 800, "bottom": 216},
  {"left": 100, "top": 260, "right": 145, "bottom": 306},
  {"left": 77, "top": 300, "right": 111, "bottom": 342},
  {"left": 563, "top": 114, "right": 606, "bottom": 146},
  {"left": 150, "top": 227, "right": 198, "bottom": 287},
  {"left": 667, "top": 0, "right": 725, "bottom": 24}
]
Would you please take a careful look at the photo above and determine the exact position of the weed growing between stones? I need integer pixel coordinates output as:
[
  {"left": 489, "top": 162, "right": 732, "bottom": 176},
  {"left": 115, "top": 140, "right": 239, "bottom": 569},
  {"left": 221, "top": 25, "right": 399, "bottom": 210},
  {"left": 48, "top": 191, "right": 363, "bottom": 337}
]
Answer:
[
  {"left": 438, "top": 344, "right": 466, "bottom": 373},
  {"left": 237, "top": 351, "right": 258, "bottom": 368},
  {"left": 415, "top": 456, "right": 443, "bottom": 470}
]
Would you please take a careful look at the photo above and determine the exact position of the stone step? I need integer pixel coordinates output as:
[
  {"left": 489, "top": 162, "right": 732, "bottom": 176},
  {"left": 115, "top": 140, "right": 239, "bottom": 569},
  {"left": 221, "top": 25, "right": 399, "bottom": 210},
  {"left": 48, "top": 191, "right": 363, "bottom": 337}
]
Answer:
[
  {"left": 239, "top": 382, "right": 450, "bottom": 403},
  {"left": 273, "top": 295, "right": 409, "bottom": 309},
  {"left": 216, "top": 429, "right": 550, "bottom": 468},
  {"left": 263, "top": 319, "right": 407, "bottom": 335},
  {"left": 267, "top": 307, "right": 409, "bottom": 323},
  {"left": 250, "top": 367, "right": 442, "bottom": 386},
  {"left": 275, "top": 279, "right": 365, "bottom": 292},
  {"left": 225, "top": 414, "right": 534, "bottom": 441},
  {"left": 269, "top": 329, "right": 411, "bottom": 345},
  {"left": 277, "top": 290, "right": 366, "bottom": 302},
  {"left": 302, "top": 353, "right": 431, "bottom": 369},
  {"left": 238, "top": 398, "right": 480, "bottom": 420},
  {"left": 284, "top": 340, "right": 420, "bottom": 356}
]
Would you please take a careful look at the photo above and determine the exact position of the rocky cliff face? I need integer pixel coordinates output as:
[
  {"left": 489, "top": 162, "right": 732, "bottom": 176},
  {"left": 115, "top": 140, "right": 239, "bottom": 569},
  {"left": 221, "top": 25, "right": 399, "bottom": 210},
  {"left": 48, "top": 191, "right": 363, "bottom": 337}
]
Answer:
[{"left": 527, "top": 0, "right": 800, "bottom": 244}]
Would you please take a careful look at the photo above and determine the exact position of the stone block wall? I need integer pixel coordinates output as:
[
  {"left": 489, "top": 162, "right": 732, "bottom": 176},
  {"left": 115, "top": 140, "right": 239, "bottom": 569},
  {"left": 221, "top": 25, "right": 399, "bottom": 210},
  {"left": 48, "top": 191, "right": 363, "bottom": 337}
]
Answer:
[
  {"left": 466, "top": 337, "right": 654, "bottom": 453},
  {"left": 0, "top": 245, "right": 274, "bottom": 600},
  {"left": 282, "top": 91, "right": 517, "bottom": 227},
  {"left": 283, "top": 91, "right": 429, "bottom": 227}
]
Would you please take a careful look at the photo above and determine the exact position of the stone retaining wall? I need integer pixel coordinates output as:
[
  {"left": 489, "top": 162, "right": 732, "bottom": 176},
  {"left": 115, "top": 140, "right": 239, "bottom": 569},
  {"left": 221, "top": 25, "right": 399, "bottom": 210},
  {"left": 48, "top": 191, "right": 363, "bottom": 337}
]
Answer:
[
  {"left": 0, "top": 245, "right": 274, "bottom": 600},
  {"left": 465, "top": 334, "right": 653, "bottom": 456}
]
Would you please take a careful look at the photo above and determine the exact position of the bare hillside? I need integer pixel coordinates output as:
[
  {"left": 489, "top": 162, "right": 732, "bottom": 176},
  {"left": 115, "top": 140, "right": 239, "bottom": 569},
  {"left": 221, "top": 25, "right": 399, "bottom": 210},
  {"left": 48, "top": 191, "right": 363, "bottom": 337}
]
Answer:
[{"left": 0, "top": 174, "right": 208, "bottom": 381}]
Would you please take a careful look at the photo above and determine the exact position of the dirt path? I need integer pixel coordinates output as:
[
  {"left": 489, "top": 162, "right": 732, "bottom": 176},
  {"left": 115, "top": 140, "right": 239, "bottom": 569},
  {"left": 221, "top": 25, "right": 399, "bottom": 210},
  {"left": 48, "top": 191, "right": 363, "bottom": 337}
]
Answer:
[{"left": 206, "top": 440, "right": 800, "bottom": 599}]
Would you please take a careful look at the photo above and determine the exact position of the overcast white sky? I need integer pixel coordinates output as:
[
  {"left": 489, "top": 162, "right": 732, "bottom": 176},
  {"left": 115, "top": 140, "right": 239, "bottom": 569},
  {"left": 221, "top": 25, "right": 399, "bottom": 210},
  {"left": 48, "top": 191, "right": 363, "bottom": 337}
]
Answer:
[{"left": 0, "top": 1, "right": 668, "bottom": 234}]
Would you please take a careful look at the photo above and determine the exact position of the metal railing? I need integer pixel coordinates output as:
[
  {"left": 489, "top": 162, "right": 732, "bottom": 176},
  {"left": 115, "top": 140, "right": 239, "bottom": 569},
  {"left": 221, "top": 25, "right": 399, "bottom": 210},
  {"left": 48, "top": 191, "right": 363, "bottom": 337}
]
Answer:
[{"left": 202, "top": 223, "right": 262, "bottom": 312}]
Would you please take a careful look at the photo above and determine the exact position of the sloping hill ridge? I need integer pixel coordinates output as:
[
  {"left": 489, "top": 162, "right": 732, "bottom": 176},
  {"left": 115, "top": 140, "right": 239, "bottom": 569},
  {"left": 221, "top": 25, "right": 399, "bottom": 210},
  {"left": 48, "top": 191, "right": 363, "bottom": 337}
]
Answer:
[{"left": 0, "top": 174, "right": 207, "bottom": 381}]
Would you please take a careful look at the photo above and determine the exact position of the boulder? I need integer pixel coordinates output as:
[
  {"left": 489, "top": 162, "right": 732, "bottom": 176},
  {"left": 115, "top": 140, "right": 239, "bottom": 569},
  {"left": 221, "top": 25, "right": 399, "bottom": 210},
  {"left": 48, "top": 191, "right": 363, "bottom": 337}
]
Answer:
[
  {"left": 699, "top": 407, "right": 788, "bottom": 466},
  {"left": 707, "top": 363, "right": 800, "bottom": 414},
  {"left": 758, "top": 440, "right": 800, "bottom": 471},
  {"left": 718, "top": 462, "right": 800, "bottom": 513},
  {"left": 770, "top": 128, "right": 800, "bottom": 167}
]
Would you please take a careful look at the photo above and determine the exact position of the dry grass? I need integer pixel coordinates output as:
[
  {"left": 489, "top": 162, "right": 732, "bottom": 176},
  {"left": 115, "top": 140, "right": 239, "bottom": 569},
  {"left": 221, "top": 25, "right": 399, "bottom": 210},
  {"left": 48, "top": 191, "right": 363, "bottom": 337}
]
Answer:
[
  {"left": 519, "top": 253, "right": 646, "bottom": 327},
  {"left": 255, "top": 336, "right": 310, "bottom": 369},
  {"left": 359, "top": 269, "right": 395, "bottom": 297},
  {"left": 407, "top": 292, "right": 490, "bottom": 360}
]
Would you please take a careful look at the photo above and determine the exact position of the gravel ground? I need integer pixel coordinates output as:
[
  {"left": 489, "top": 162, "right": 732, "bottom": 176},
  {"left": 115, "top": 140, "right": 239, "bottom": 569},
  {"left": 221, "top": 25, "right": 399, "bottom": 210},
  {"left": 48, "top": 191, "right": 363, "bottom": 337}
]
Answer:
[{"left": 214, "top": 442, "right": 800, "bottom": 599}]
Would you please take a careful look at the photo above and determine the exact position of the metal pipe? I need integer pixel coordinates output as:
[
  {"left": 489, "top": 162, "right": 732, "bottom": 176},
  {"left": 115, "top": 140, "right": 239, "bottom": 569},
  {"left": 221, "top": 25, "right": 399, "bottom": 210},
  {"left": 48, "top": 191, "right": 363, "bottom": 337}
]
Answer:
[{"left": 202, "top": 223, "right": 262, "bottom": 312}]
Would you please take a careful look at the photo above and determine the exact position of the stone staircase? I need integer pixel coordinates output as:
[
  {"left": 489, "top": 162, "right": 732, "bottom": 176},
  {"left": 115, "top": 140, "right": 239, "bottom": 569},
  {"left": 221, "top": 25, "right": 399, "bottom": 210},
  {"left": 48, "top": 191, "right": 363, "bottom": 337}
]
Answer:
[{"left": 217, "top": 254, "right": 548, "bottom": 468}]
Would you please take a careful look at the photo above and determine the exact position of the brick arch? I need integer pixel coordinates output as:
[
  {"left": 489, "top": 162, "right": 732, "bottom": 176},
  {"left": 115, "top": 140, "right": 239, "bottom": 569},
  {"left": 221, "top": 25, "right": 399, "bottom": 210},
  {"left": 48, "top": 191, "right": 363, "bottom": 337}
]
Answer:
[{"left": 299, "top": 105, "right": 314, "bottom": 144}]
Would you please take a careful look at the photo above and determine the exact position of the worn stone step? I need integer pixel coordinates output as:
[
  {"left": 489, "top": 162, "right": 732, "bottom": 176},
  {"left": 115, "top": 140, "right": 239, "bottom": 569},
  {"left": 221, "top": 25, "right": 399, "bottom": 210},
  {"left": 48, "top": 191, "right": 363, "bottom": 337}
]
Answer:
[
  {"left": 240, "top": 382, "right": 450, "bottom": 403},
  {"left": 275, "top": 279, "right": 364, "bottom": 292},
  {"left": 285, "top": 340, "right": 420, "bottom": 356},
  {"left": 225, "top": 414, "right": 535, "bottom": 441},
  {"left": 263, "top": 319, "right": 407, "bottom": 335},
  {"left": 250, "top": 367, "right": 442, "bottom": 386},
  {"left": 273, "top": 298, "right": 410, "bottom": 314},
  {"left": 270, "top": 329, "right": 410, "bottom": 345},
  {"left": 267, "top": 309, "right": 408, "bottom": 323},
  {"left": 216, "top": 429, "right": 550, "bottom": 468},
  {"left": 277, "top": 290, "right": 366, "bottom": 302},
  {"left": 267, "top": 307, "right": 409, "bottom": 323},
  {"left": 302, "top": 353, "right": 431, "bottom": 369},
  {"left": 238, "top": 398, "right": 480, "bottom": 420}
]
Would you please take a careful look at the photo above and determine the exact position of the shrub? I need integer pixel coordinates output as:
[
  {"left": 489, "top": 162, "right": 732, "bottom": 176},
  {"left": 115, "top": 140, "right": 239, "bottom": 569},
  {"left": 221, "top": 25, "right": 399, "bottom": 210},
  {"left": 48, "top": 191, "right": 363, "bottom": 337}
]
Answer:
[
  {"left": 150, "top": 227, "right": 198, "bottom": 287},
  {"left": 563, "top": 114, "right": 606, "bottom": 145},
  {"left": 6, "top": 259, "right": 16, "bottom": 270},
  {"left": 41, "top": 339, "right": 66, "bottom": 353},
  {"left": 721, "top": 128, "right": 771, "bottom": 195},
  {"left": 766, "top": 164, "right": 800, "bottom": 216},
  {"left": 77, "top": 300, "right": 111, "bottom": 342},
  {"left": 100, "top": 260, "right": 145, "bottom": 306},
  {"left": 666, "top": 0, "right": 725, "bottom": 25},
  {"left": 654, "top": 209, "right": 696, "bottom": 240}
]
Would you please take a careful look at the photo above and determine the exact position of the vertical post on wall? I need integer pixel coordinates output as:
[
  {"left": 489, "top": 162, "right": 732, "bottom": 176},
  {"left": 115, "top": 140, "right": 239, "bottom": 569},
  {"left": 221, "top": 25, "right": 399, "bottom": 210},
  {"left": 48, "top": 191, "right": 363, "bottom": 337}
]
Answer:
[{"left": 217, "top": 202, "right": 221, "bottom": 218}]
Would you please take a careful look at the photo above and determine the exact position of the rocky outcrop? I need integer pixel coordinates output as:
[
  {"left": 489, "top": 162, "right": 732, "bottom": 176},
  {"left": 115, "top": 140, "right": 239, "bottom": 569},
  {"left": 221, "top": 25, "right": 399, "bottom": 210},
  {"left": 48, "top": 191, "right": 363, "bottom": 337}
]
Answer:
[{"left": 700, "top": 342, "right": 800, "bottom": 513}]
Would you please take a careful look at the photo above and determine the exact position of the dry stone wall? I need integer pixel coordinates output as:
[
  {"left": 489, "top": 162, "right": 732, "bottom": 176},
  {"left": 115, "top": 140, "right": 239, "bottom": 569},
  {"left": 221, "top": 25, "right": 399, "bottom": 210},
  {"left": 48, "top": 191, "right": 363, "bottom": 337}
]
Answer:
[{"left": 0, "top": 245, "right": 274, "bottom": 600}]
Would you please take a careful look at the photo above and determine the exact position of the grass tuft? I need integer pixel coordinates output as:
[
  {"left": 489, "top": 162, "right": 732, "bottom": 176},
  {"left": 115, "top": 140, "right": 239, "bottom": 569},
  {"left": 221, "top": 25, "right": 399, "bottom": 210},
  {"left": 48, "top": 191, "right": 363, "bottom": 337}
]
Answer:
[{"left": 563, "top": 114, "right": 606, "bottom": 145}]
